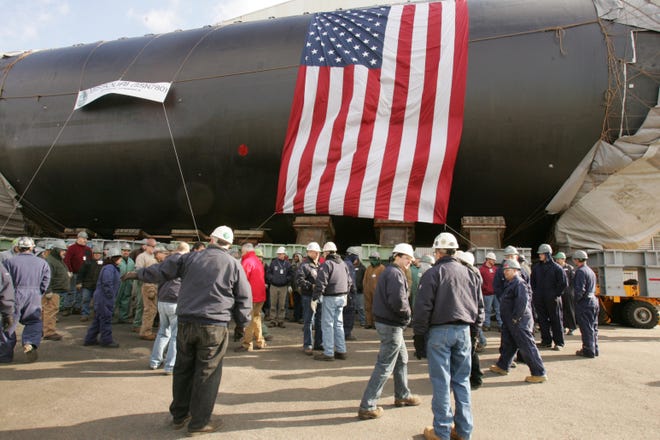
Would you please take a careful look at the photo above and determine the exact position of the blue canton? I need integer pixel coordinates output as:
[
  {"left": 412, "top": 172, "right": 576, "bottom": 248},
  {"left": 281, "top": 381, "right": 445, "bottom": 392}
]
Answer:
[{"left": 302, "top": 7, "right": 391, "bottom": 68}]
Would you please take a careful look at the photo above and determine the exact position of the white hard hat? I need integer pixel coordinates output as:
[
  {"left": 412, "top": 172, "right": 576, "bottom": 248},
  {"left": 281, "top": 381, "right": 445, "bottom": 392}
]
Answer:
[
  {"left": 306, "top": 242, "right": 321, "bottom": 252},
  {"left": 346, "top": 246, "right": 360, "bottom": 256},
  {"left": 276, "top": 246, "right": 287, "bottom": 255},
  {"left": 485, "top": 252, "right": 497, "bottom": 261},
  {"left": 457, "top": 251, "right": 475, "bottom": 266},
  {"left": 106, "top": 245, "right": 122, "bottom": 258},
  {"left": 503, "top": 245, "right": 519, "bottom": 256},
  {"left": 322, "top": 242, "right": 337, "bottom": 252},
  {"left": 392, "top": 243, "right": 415, "bottom": 259},
  {"left": 17, "top": 237, "right": 35, "bottom": 249},
  {"left": 421, "top": 254, "right": 435, "bottom": 265},
  {"left": 502, "top": 259, "right": 521, "bottom": 270},
  {"left": 537, "top": 243, "right": 553, "bottom": 254},
  {"left": 51, "top": 239, "right": 67, "bottom": 251},
  {"left": 433, "top": 232, "right": 458, "bottom": 249},
  {"left": 572, "top": 250, "right": 588, "bottom": 260},
  {"left": 211, "top": 226, "right": 234, "bottom": 244}
]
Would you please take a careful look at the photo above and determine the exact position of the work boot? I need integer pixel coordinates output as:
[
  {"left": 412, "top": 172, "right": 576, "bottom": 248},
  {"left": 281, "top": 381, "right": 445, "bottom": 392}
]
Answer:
[
  {"left": 140, "top": 334, "right": 156, "bottom": 341},
  {"left": 489, "top": 365, "right": 508, "bottom": 375},
  {"left": 451, "top": 427, "right": 466, "bottom": 440},
  {"left": 357, "top": 406, "right": 383, "bottom": 420},
  {"left": 314, "top": 353, "right": 335, "bottom": 361},
  {"left": 234, "top": 345, "right": 253, "bottom": 352},
  {"left": 303, "top": 348, "right": 313, "bottom": 356},
  {"left": 23, "top": 344, "right": 38, "bottom": 363},
  {"left": 524, "top": 375, "right": 548, "bottom": 383},
  {"left": 172, "top": 415, "right": 191, "bottom": 430},
  {"left": 100, "top": 341, "right": 119, "bottom": 348},
  {"left": 346, "top": 335, "right": 358, "bottom": 341},
  {"left": 423, "top": 426, "right": 441, "bottom": 440},
  {"left": 334, "top": 352, "right": 347, "bottom": 360},
  {"left": 394, "top": 395, "right": 421, "bottom": 407},
  {"left": 268, "top": 321, "right": 278, "bottom": 328},
  {"left": 61, "top": 308, "right": 72, "bottom": 317},
  {"left": 187, "top": 420, "right": 222, "bottom": 437},
  {"left": 575, "top": 349, "right": 595, "bottom": 358},
  {"left": 537, "top": 342, "right": 552, "bottom": 348},
  {"left": 43, "top": 333, "right": 63, "bottom": 341},
  {"left": 277, "top": 321, "right": 286, "bottom": 328},
  {"left": 80, "top": 316, "right": 89, "bottom": 322}
]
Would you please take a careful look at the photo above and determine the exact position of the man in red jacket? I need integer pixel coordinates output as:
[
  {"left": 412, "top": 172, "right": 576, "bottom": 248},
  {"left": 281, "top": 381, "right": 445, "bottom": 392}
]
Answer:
[
  {"left": 236, "top": 243, "right": 267, "bottom": 352},
  {"left": 62, "top": 232, "right": 92, "bottom": 316}
]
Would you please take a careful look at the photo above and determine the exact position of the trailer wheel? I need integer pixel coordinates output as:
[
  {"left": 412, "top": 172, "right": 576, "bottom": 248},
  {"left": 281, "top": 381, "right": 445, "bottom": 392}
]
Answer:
[{"left": 623, "top": 301, "right": 659, "bottom": 329}]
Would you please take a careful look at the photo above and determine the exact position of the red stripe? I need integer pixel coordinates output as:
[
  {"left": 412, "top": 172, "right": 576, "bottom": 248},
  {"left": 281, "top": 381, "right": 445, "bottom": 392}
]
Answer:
[
  {"left": 343, "top": 68, "right": 381, "bottom": 217},
  {"left": 404, "top": 3, "right": 442, "bottom": 221},
  {"left": 275, "top": 65, "right": 307, "bottom": 213},
  {"left": 374, "top": 4, "right": 416, "bottom": 219},
  {"left": 316, "top": 66, "right": 355, "bottom": 213},
  {"left": 292, "top": 67, "right": 330, "bottom": 213},
  {"left": 433, "top": 0, "right": 469, "bottom": 223}
]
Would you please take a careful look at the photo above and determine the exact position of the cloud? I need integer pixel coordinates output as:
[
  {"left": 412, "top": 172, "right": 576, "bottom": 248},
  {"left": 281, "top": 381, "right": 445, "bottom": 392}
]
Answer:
[
  {"left": 127, "top": 0, "right": 184, "bottom": 34},
  {"left": 0, "top": 0, "right": 70, "bottom": 51}
]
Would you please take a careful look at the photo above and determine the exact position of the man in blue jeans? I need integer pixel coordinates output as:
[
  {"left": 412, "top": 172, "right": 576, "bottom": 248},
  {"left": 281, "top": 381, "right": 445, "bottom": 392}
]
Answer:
[
  {"left": 413, "top": 233, "right": 484, "bottom": 440},
  {"left": 313, "top": 241, "right": 355, "bottom": 361},
  {"left": 125, "top": 226, "right": 251, "bottom": 436},
  {"left": 358, "top": 243, "right": 421, "bottom": 420}
]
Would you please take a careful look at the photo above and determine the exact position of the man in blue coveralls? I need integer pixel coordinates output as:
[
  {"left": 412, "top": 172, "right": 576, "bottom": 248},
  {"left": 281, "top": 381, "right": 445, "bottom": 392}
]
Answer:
[
  {"left": 1, "top": 237, "right": 51, "bottom": 363},
  {"left": 572, "top": 250, "right": 599, "bottom": 358}
]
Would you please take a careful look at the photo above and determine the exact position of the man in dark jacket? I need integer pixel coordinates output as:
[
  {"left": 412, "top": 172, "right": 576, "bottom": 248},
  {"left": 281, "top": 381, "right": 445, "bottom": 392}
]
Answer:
[
  {"left": 43, "top": 240, "right": 70, "bottom": 341},
  {"left": 358, "top": 243, "right": 421, "bottom": 420},
  {"left": 572, "top": 250, "right": 599, "bottom": 358},
  {"left": 412, "top": 232, "right": 483, "bottom": 440},
  {"left": 555, "top": 252, "right": 576, "bottom": 335},
  {"left": 266, "top": 247, "right": 293, "bottom": 328},
  {"left": 490, "top": 259, "right": 547, "bottom": 383},
  {"left": 125, "top": 225, "right": 251, "bottom": 436},
  {"left": 296, "top": 242, "right": 323, "bottom": 355},
  {"left": 77, "top": 247, "right": 104, "bottom": 322},
  {"left": 531, "top": 244, "right": 568, "bottom": 350},
  {"left": 313, "top": 241, "right": 355, "bottom": 361}
]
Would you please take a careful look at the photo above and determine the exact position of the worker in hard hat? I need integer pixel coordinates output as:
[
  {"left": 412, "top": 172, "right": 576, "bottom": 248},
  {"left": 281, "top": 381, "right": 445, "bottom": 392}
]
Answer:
[
  {"left": 344, "top": 246, "right": 365, "bottom": 340},
  {"left": 358, "top": 243, "right": 421, "bottom": 420},
  {"left": 235, "top": 243, "right": 267, "bottom": 352},
  {"left": 77, "top": 247, "right": 105, "bottom": 323},
  {"left": 42, "top": 240, "right": 70, "bottom": 341},
  {"left": 83, "top": 245, "right": 123, "bottom": 348},
  {"left": 531, "top": 243, "right": 568, "bottom": 350},
  {"left": 266, "top": 246, "right": 293, "bottom": 329},
  {"left": 1, "top": 237, "right": 51, "bottom": 363},
  {"left": 412, "top": 232, "right": 482, "bottom": 440},
  {"left": 313, "top": 241, "right": 355, "bottom": 361},
  {"left": 363, "top": 252, "right": 386, "bottom": 329},
  {"left": 571, "top": 250, "right": 599, "bottom": 358},
  {"left": 479, "top": 252, "right": 499, "bottom": 333},
  {"left": 114, "top": 243, "right": 136, "bottom": 324},
  {"left": 135, "top": 238, "right": 159, "bottom": 341},
  {"left": 489, "top": 259, "right": 548, "bottom": 384},
  {"left": 554, "top": 251, "right": 577, "bottom": 335},
  {"left": 296, "top": 242, "right": 323, "bottom": 355},
  {"left": 62, "top": 231, "right": 92, "bottom": 316}
]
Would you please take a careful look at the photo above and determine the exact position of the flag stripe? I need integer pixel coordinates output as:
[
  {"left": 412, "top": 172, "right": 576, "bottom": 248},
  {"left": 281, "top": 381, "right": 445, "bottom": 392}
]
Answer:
[
  {"left": 343, "top": 67, "right": 381, "bottom": 217},
  {"left": 374, "top": 4, "right": 415, "bottom": 220},
  {"left": 315, "top": 66, "right": 354, "bottom": 213},
  {"left": 358, "top": 5, "right": 403, "bottom": 219},
  {"left": 292, "top": 67, "right": 330, "bottom": 213},
  {"left": 434, "top": 0, "right": 468, "bottom": 223},
  {"left": 404, "top": 2, "right": 442, "bottom": 220}
]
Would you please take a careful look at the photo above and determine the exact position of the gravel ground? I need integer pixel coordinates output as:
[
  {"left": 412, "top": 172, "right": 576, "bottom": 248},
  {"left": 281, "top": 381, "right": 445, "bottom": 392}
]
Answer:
[{"left": 1, "top": 316, "right": 658, "bottom": 439}]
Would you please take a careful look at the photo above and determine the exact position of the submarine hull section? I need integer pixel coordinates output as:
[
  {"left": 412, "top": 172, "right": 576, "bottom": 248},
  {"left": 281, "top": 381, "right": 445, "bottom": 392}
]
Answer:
[{"left": 0, "top": 0, "right": 655, "bottom": 246}]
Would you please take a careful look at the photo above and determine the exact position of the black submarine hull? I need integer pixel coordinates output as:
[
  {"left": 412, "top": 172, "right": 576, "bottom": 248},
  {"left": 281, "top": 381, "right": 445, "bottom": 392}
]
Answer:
[{"left": 0, "top": 0, "right": 657, "bottom": 247}]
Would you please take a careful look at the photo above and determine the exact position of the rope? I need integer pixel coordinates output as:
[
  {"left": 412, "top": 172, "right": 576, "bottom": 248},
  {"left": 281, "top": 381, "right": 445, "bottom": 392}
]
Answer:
[
  {"left": 162, "top": 102, "right": 201, "bottom": 242},
  {"left": 0, "top": 108, "right": 76, "bottom": 234}
]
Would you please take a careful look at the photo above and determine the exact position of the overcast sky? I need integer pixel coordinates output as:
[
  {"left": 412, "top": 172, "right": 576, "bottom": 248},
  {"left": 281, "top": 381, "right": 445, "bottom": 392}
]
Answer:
[{"left": 0, "top": 0, "right": 285, "bottom": 53}]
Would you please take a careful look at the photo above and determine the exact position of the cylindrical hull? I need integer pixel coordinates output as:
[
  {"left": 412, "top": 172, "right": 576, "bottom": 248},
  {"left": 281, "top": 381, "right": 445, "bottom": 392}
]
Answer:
[{"left": 0, "top": 0, "right": 655, "bottom": 246}]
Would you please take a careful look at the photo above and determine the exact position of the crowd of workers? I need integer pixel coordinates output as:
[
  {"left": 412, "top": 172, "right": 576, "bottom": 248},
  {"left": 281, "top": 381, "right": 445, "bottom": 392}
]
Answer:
[{"left": 0, "top": 227, "right": 599, "bottom": 439}]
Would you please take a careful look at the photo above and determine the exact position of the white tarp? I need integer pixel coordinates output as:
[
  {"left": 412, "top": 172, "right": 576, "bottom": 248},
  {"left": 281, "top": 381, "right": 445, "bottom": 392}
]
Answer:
[
  {"left": 548, "top": 98, "right": 660, "bottom": 250},
  {"left": 74, "top": 81, "right": 172, "bottom": 110},
  {"left": 594, "top": 0, "right": 660, "bottom": 32}
]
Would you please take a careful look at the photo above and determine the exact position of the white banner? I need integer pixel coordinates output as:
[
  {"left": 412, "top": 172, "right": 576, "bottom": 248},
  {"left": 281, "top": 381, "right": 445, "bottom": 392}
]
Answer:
[{"left": 74, "top": 80, "right": 172, "bottom": 110}]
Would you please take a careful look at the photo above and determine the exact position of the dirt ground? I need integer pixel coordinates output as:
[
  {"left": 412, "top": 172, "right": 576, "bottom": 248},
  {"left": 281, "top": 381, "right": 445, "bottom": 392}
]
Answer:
[{"left": 1, "top": 316, "right": 658, "bottom": 439}]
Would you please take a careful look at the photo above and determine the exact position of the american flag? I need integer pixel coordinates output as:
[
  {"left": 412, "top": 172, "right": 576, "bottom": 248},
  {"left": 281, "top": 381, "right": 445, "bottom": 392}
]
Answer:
[{"left": 276, "top": 0, "right": 468, "bottom": 224}]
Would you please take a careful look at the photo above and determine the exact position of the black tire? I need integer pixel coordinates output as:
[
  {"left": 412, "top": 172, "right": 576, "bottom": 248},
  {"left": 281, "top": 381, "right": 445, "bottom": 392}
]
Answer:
[{"left": 623, "top": 301, "right": 659, "bottom": 329}]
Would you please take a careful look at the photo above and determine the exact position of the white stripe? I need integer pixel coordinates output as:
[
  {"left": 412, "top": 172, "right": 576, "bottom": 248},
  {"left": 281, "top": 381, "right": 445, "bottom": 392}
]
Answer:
[
  {"left": 281, "top": 67, "right": 319, "bottom": 213},
  {"left": 388, "top": 3, "right": 429, "bottom": 221},
  {"left": 418, "top": 1, "right": 455, "bottom": 223},
  {"left": 358, "top": 4, "right": 404, "bottom": 219},
  {"left": 328, "top": 65, "right": 370, "bottom": 216},
  {"left": 303, "top": 67, "right": 345, "bottom": 213}
]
